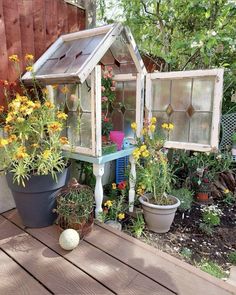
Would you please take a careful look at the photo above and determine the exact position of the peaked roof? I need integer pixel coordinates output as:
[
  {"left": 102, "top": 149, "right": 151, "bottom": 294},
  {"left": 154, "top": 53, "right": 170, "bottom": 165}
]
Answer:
[{"left": 22, "top": 23, "right": 146, "bottom": 85}]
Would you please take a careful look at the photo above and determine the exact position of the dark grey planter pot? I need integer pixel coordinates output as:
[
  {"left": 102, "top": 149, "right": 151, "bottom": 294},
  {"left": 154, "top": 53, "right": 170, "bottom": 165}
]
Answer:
[{"left": 6, "top": 166, "right": 70, "bottom": 228}]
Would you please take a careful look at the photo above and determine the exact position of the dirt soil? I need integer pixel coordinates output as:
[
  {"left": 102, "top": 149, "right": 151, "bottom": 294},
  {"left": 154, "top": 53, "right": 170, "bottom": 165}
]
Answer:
[{"left": 123, "top": 200, "right": 236, "bottom": 271}]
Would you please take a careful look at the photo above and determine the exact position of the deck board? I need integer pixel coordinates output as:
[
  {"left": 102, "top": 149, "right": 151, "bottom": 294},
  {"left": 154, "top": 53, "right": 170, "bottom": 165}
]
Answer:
[
  {"left": 0, "top": 249, "right": 50, "bottom": 295},
  {"left": 4, "top": 210, "right": 173, "bottom": 295},
  {"left": 0, "top": 215, "right": 112, "bottom": 295},
  {"left": 2, "top": 209, "right": 236, "bottom": 295}
]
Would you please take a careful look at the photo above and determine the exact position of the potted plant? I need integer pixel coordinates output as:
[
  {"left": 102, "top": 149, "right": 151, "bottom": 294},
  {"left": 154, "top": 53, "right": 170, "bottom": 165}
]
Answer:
[
  {"left": 99, "top": 181, "right": 128, "bottom": 230},
  {"left": 232, "top": 132, "right": 236, "bottom": 156},
  {"left": 133, "top": 118, "right": 180, "bottom": 233},
  {"left": 0, "top": 54, "right": 70, "bottom": 227},
  {"left": 54, "top": 178, "right": 94, "bottom": 238}
]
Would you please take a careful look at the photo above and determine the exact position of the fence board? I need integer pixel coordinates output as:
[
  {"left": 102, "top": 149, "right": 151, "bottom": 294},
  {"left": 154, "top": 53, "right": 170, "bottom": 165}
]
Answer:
[
  {"left": 33, "top": 0, "right": 46, "bottom": 58},
  {"left": 57, "top": 0, "right": 68, "bottom": 35},
  {"left": 3, "top": 0, "right": 22, "bottom": 81},
  {"left": 67, "top": 3, "right": 78, "bottom": 32},
  {"left": 19, "top": 0, "right": 35, "bottom": 68},
  {"left": 45, "top": 0, "right": 58, "bottom": 48}
]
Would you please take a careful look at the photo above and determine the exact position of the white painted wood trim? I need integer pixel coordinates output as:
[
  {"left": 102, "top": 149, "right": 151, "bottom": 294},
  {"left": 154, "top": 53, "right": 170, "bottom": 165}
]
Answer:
[
  {"left": 129, "top": 154, "right": 136, "bottom": 212},
  {"left": 136, "top": 73, "right": 145, "bottom": 137},
  {"left": 94, "top": 65, "right": 102, "bottom": 157},
  {"left": 124, "top": 26, "right": 147, "bottom": 75},
  {"left": 22, "top": 37, "right": 64, "bottom": 81},
  {"left": 93, "top": 163, "right": 105, "bottom": 219},
  {"left": 77, "top": 23, "right": 123, "bottom": 83},
  {"left": 61, "top": 24, "right": 114, "bottom": 41},
  {"left": 210, "top": 69, "right": 224, "bottom": 150},
  {"left": 91, "top": 69, "right": 96, "bottom": 156},
  {"left": 149, "top": 69, "right": 222, "bottom": 79},
  {"left": 113, "top": 74, "right": 137, "bottom": 81},
  {"left": 145, "top": 73, "right": 152, "bottom": 122}
]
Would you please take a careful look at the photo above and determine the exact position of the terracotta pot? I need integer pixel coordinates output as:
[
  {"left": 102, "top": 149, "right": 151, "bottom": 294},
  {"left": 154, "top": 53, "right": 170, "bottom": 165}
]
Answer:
[
  {"left": 139, "top": 193, "right": 180, "bottom": 233},
  {"left": 102, "top": 135, "right": 108, "bottom": 143},
  {"left": 196, "top": 191, "right": 209, "bottom": 202}
]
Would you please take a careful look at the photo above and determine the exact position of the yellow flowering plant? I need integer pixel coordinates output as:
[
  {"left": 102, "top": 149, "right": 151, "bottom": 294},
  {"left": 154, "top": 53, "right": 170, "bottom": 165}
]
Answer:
[
  {"left": 132, "top": 118, "right": 174, "bottom": 205},
  {"left": 0, "top": 54, "right": 69, "bottom": 186}
]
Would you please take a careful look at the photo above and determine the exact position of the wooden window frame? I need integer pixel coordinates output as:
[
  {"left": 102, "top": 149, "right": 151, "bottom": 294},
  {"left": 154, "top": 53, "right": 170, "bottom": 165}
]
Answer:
[{"left": 146, "top": 69, "right": 224, "bottom": 152}]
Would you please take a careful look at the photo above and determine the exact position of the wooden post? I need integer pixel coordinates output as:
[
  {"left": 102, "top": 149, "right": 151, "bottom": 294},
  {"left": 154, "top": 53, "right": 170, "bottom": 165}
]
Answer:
[
  {"left": 129, "top": 154, "right": 136, "bottom": 212},
  {"left": 93, "top": 163, "right": 104, "bottom": 218}
]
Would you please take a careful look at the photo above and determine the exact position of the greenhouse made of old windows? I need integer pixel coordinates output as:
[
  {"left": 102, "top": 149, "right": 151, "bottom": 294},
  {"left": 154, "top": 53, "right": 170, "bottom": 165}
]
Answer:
[{"left": 22, "top": 23, "right": 224, "bottom": 216}]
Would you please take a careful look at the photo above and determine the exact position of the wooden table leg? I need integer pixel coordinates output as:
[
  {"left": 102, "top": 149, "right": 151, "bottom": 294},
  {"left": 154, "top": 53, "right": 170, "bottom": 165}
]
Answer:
[
  {"left": 93, "top": 163, "right": 104, "bottom": 219},
  {"left": 129, "top": 154, "right": 136, "bottom": 212}
]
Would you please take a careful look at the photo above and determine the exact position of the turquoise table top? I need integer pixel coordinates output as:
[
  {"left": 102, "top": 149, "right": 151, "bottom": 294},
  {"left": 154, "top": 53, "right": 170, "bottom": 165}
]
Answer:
[{"left": 63, "top": 147, "right": 135, "bottom": 164}]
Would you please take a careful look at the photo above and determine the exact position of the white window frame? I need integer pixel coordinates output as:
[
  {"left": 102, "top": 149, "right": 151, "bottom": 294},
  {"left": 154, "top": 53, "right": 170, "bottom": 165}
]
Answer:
[{"left": 146, "top": 69, "right": 224, "bottom": 152}]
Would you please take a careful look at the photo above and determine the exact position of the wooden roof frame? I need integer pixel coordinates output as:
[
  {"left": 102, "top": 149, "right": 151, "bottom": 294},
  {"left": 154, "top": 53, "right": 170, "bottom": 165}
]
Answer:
[{"left": 22, "top": 23, "right": 147, "bottom": 85}]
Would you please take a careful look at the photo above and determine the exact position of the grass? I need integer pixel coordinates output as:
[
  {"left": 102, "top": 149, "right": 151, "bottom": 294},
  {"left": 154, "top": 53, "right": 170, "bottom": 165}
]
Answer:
[
  {"left": 199, "top": 260, "right": 227, "bottom": 279},
  {"left": 228, "top": 251, "right": 236, "bottom": 265}
]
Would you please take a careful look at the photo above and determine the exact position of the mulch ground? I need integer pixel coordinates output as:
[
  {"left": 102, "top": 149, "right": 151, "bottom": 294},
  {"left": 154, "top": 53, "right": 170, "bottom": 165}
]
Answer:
[{"left": 123, "top": 199, "right": 236, "bottom": 271}]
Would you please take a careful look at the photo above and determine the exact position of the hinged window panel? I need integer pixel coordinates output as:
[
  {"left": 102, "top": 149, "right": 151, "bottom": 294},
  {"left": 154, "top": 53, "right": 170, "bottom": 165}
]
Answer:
[{"left": 146, "top": 69, "right": 224, "bottom": 151}]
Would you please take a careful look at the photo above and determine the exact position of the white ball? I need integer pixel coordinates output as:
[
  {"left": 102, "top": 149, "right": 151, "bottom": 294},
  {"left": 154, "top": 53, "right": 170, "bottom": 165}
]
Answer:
[{"left": 59, "top": 229, "right": 80, "bottom": 250}]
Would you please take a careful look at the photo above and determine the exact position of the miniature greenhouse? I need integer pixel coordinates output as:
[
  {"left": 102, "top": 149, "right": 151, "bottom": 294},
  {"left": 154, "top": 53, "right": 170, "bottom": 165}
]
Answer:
[{"left": 22, "top": 23, "right": 224, "bottom": 217}]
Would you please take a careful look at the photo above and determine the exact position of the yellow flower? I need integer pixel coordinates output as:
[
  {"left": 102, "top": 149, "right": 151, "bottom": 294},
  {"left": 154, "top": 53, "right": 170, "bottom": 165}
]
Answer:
[
  {"left": 59, "top": 137, "right": 69, "bottom": 145},
  {"left": 57, "top": 112, "right": 68, "bottom": 120},
  {"left": 34, "top": 101, "right": 41, "bottom": 109},
  {"left": 141, "top": 127, "right": 148, "bottom": 135},
  {"left": 224, "top": 189, "right": 230, "bottom": 194},
  {"left": 139, "top": 145, "right": 147, "bottom": 152},
  {"left": 0, "top": 138, "right": 9, "bottom": 147},
  {"left": 168, "top": 123, "right": 174, "bottom": 130},
  {"left": 131, "top": 122, "right": 137, "bottom": 130},
  {"left": 6, "top": 113, "right": 14, "bottom": 123},
  {"left": 61, "top": 86, "right": 69, "bottom": 94},
  {"left": 15, "top": 146, "right": 28, "bottom": 159},
  {"left": 42, "top": 149, "right": 51, "bottom": 160},
  {"left": 44, "top": 101, "right": 54, "bottom": 109},
  {"left": 161, "top": 123, "right": 169, "bottom": 129},
  {"left": 25, "top": 54, "right": 34, "bottom": 61},
  {"left": 48, "top": 122, "right": 62, "bottom": 133},
  {"left": 133, "top": 148, "right": 141, "bottom": 160},
  {"left": 151, "top": 117, "right": 157, "bottom": 124},
  {"left": 7, "top": 134, "right": 17, "bottom": 143},
  {"left": 4, "top": 125, "right": 13, "bottom": 133},
  {"left": 137, "top": 187, "right": 145, "bottom": 196},
  {"left": 104, "top": 200, "right": 113, "bottom": 208},
  {"left": 16, "top": 117, "right": 25, "bottom": 123},
  {"left": 142, "top": 150, "right": 150, "bottom": 158},
  {"left": 52, "top": 84, "right": 58, "bottom": 89},
  {"left": 118, "top": 213, "right": 125, "bottom": 220},
  {"left": 42, "top": 88, "right": 49, "bottom": 96},
  {"left": 26, "top": 66, "right": 33, "bottom": 72},
  {"left": 9, "top": 54, "right": 19, "bottom": 63},
  {"left": 150, "top": 124, "right": 156, "bottom": 133},
  {"left": 112, "top": 183, "right": 117, "bottom": 190},
  {"left": 0, "top": 106, "right": 4, "bottom": 113}
]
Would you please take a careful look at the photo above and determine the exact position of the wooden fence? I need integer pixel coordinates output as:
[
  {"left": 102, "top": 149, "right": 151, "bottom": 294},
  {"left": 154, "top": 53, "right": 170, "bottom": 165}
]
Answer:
[{"left": 0, "top": 0, "right": 86, "bottom": 103}]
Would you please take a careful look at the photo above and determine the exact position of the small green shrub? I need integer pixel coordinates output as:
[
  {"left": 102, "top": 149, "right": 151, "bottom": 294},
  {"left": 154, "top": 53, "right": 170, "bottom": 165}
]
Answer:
[
  {"left": 129, "top": 213, "right": 145, "bottom": 238},
  {"left": 228, "top": 251, "right": 236, "bottom": 265},
  {"left": 199, "top": 205, "right": 222, "bottom": 235},
  {"left": 199, "top": 260, "right": 227, "bottom": 279},
  {"left": 170, "top": 188, "right": 193, "bottom": 212}
]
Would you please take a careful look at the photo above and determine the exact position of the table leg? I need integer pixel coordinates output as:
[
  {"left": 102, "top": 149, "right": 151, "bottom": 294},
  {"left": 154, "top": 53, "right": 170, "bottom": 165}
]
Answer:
[
  {"left": 129, "top": 154, "right": 136, "bottom": 212},
  {"left": 93, "top": 163, "right": 104, "bottom": 219}
]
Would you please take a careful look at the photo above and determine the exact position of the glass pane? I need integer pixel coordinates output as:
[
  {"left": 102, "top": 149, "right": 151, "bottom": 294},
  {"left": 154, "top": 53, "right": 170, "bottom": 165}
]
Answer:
[
  {"left": 124, "top": 81, "right": 136, "bottom": 110},
  {"left": 66, "top": 84, "right": 80, "bottom": 111},
  {"left": 80, "top": 113, "right": 92, "bottom": 148},
  {"left": 169, "top": 112, "right": 189, "bottom": 142},
  {"left": 110, "top": 35, "right": 133, "bottom": 63},
  {"left": 189, "top": 113, "right": 212, "bottom": 144},
  {"left": 172, "top": 79, "right": 191, "bottom": 111},
  {"left": 120, "top": 63, "right": 137, "bottom": 74},
  {"left": 80, "top": 78, "right": 91, "bottom": 112},
  {"left": 53, "top": 85, "right": 66, "bottom": 110},
  {"left": 192, "top": 78, "right": 214, "bottom": 111},
  {"left": 113, "top": 82, "right": 123, "bottom": 107},
  {"left": 152, "top": 79, "right": 170, "bottom": 111},
  {"left": 124, "top": 110, "right": 135, "bottom": 137},
  {"left": 67, "top": 111, "right": 80, "bottom": 146},
  {"left": 111, "top": 109, "right": 123, "bottom": 131},
  {"left": 100, "top": 49, "right": 114, "bottom": 65}
]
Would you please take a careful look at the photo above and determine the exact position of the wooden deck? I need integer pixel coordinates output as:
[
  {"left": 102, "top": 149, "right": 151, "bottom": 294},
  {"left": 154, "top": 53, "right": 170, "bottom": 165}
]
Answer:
[{"left": 0, "top": 209, "right": 235, "bottom": 295}]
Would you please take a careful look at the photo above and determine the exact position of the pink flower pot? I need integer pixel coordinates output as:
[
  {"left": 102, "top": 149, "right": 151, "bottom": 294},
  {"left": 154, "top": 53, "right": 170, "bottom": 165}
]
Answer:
[{"left": 110, "top": 131, "right": 125, "bottom": 151}]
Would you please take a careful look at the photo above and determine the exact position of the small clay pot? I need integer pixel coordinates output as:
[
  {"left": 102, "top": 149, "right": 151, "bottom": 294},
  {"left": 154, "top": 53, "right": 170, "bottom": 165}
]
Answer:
[{"left": 196, "top": 192, "right": 209, "bottom": 202}]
